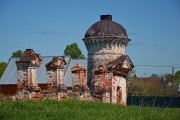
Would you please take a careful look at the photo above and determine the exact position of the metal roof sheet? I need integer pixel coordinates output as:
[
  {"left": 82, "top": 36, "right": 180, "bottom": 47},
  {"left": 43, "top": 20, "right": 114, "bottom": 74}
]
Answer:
[
  {"left": 0, "top": 58, "right": 18, "bottom": 84},
  {"left": 64, "top": 59, "right": 87, "bottom": 87}
]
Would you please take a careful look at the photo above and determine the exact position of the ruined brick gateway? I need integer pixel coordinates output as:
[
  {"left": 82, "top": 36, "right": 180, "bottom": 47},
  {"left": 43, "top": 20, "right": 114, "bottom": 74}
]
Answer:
[{"left": 14, "top": 15, "right": 134, "bottom": 105}]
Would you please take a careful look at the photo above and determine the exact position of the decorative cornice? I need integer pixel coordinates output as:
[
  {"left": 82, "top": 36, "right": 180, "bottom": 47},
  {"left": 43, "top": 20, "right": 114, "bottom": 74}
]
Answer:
[
  {"left": 72, "top": 64, "right": 86, "bottom": 73},
  {"left": 46, "top": 57, "right": 66, "bottom": 70}
]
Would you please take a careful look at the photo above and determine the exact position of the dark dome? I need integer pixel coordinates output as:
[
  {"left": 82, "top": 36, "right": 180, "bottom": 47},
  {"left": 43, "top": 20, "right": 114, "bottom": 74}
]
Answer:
[{"left": 84, "top": 15, "right": 128, "bottom": 38}]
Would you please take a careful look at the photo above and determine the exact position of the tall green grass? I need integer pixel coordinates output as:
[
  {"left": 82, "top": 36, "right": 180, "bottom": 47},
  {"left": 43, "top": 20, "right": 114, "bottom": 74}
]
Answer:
[{"left": 0, "top": 99, "right": 179, "bottom": 120}]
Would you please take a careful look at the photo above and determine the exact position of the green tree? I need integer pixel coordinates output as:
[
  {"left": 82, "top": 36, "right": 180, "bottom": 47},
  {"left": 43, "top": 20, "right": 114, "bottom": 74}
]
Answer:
[
  {"left": 11, "top": 50, "right": 23, "bottom": 58},
  {"left": 175, "top": 71, "right": 180, "bottom": 79},
  {"left": 64, "top": 43, "right": 85, "bottom": 59},
  {"left": 161, "top": 73, "right": 178, "bottom": 96},
  {"left": 151, "top": 73, "right": 159, "bottom": 78},
  {"left": 174, "top": 71, "right": 180, "bottom": 91},
  {"left": 0, "top": 62, "right": 7, "bottom": 78},
  {"left": 1, "top": 50, "right": 23, "bottom": 78}
]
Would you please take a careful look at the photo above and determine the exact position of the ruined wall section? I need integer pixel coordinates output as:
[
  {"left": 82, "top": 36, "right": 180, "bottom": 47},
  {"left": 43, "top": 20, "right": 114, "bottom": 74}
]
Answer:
[
  {"left": 117, "top": 76, "right": 127, "bottom": 105},
  {"left": 46, "top": 70, "right": 57, "bottom": 90},
  {"left": 46, "top": 69, "right": 65, "bottom": 91},
  {"left": 93, "top": 55, "right": 134, "bottom": 105},
  {"left": 94, "top": 65, "right": 109, "bottom": 100},
  {"left": 110, "top": 76, "right": 126, "bottom": 105}
]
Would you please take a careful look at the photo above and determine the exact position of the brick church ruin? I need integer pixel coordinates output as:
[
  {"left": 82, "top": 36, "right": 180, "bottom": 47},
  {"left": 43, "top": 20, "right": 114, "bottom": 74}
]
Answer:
[
  {"left": 1, "top": 15, "right": 134, "bottom": 105},
  {"left": 83, "top": 15, "right": 134, "bottom": 105}
]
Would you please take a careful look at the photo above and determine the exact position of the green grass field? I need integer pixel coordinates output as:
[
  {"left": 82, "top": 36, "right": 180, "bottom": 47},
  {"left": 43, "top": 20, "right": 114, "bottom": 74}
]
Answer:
[{"left": 0, "top": 99, "right": 179, "bottom": 120}]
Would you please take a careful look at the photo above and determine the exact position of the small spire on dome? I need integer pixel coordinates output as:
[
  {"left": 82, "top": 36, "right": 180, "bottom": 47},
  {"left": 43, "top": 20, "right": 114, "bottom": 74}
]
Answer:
[{"left": 100, "top": 14, "right": 112, "bottom": 21}]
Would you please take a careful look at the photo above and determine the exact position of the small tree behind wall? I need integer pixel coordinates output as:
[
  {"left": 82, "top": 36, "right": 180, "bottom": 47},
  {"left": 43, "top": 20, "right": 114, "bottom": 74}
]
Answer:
[
  {"left": 64, "top": 43, "right": 85, "bottom": 59},
  {"left": 0, "top": 62, "right": 7, "bottom": 78},
  {"left": 11, "top": 50, "right": 23, "bottom": 58}
]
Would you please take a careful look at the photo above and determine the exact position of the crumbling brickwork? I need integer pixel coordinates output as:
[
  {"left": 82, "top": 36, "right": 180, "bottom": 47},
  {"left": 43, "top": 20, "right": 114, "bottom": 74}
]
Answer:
[
  {"left": 108, "top": 55, "right": 133, "bottom": 105},
  {"left": 94, "top": 57, "right": 133, "bottom": 105},
  {"left": 16, "top": 49, "right": 41, "bottom": 100},
  {"left": 46, "top": 57, "right": 67, "bottom": 100},
  {"left": 46, "top": 57, "right": 66, "bottom": 91},
  {"left": 72, "top": 64, "right": 87, "bottom": 91},
  {"left": 94, "top": 65, "right": 109, "bottom": 101},
  {"left": 71, "top": 64, "right": 91, "bottom": 100}
]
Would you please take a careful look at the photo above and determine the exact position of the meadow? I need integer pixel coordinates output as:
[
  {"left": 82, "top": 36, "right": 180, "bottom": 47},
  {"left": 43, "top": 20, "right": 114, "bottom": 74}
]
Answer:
[{"left": 0, "top": 99, "right": 179, "bottom": 120}]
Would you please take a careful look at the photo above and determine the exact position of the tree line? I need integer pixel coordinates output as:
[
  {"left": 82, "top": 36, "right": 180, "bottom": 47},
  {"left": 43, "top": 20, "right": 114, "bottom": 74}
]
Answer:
[{"left": 127, "top": 69, "right": 180, "bottom": 96}]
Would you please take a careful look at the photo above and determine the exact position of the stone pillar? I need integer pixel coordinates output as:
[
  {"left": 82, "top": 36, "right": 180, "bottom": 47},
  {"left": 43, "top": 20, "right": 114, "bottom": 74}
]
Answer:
[
  {"left": 46, "top": 57, "right": 66, "bottom": 92},
  {"left": 109, "top": 75, "right": 127, "bottom": 105},
  {"left": 71, "top": 64, "right": 87, "bottom": 92},
  {"left": 16, "top": 49, "right": 41, "bottom": 100},
  {"left": 46, "top": 57, "right": 67, "bottom": 100}
]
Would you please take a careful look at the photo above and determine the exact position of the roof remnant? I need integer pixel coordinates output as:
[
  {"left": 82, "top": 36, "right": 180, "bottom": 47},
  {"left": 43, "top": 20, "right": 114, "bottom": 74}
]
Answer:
[
  {"left": 16, "top": 49, "right": 42, "bottom": 68},
  {"left": 46, "top": 57, "right": 66, "bottom": 70},
  {"left": 71, "top": 64, "right": 86, "bottom": 73}
]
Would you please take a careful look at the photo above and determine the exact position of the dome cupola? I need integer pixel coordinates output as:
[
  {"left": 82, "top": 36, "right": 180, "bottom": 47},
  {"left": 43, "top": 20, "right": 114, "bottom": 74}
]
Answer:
[{"left": 84, "top": 15, "right": 128, "bottom": 39}]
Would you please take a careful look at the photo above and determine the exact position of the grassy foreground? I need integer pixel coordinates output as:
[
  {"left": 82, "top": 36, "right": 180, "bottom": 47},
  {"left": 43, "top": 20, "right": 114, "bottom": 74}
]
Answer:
[{"left": 0, "top": 99, "right": 179, "bottom": 120}]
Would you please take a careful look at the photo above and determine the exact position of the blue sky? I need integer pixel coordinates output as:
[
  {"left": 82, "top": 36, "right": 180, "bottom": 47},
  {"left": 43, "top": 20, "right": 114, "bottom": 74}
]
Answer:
[{"left": 0, "top": 0, "right": 180, "bottom": 77}]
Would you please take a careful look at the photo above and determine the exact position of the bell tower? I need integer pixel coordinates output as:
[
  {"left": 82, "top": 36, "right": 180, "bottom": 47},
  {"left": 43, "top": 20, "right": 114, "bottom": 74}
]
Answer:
[{"left": 83, "top": 15, "right": 130, "bottom": 90}]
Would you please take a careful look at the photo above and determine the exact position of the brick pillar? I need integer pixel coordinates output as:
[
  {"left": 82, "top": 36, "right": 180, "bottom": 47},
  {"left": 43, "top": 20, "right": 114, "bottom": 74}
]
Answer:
[
  {"left": 16, "top": 49, "right": 42, "bottom": 101},
  {"left": 46, "top": 57, "right": 67, "bottom": 100},
  {"left": 46, "top": 57, "right": 66, "bottom": 92},
  {"left": 71, "top": 64, "right": 87, "bottom": 92}
]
